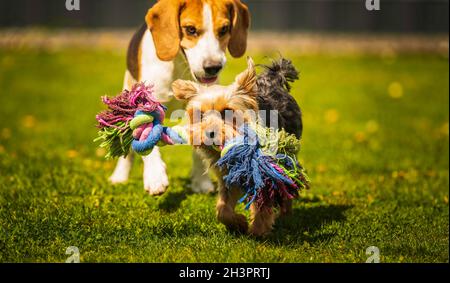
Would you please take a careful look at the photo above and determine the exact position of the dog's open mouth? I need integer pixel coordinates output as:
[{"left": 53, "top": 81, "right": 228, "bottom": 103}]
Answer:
[
  {"left": 197, "top": 76, "right": 218, "bottom": 85},
  {"left": 212, "top": 144, "right": 224, "bottom": 152}
]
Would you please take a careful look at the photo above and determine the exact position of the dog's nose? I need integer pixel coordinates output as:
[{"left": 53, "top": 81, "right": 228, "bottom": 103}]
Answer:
[
  {"left": 203, "top": 61, "right": 223, "bottom": 76},
  {"left": 205, "top": 130, "right": 216, "bottom": 139}
]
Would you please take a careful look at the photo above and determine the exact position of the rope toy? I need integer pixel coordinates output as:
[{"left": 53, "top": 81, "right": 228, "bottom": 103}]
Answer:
[
  {"left": 217, "top": 124, "right": 310, "bottom": 210},
  {"left": 94, "top": 83, "right": 187, "bottom": 159},
  {"left": 130, "top": 110, "right": 187, "bottom": 155}
]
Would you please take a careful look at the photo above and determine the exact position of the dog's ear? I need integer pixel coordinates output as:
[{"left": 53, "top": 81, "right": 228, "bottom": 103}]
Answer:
[
  {"left": 172, "top": 80, "right": 199, "bottom": 101},
  {"left": 235, "top": 57, "right": 257, "bottom": 96},
  {"left": 228, "top": 0, "right": 250, "bottom": 58},
  {"left": 146, "top": 0, "right": 182, "bottom": 61}
]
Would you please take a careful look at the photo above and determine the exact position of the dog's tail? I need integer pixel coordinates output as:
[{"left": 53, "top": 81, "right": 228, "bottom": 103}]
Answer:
[{"left": 258, "top": 57, "right": 299, "bottom": 92}]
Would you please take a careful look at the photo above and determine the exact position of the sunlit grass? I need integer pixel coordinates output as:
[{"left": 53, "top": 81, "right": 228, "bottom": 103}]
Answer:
[{"left": 0, "top": 48, "right": 448, "bottom": 262}]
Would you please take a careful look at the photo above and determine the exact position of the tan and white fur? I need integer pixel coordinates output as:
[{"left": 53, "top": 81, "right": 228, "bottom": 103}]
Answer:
[
  {"left": 109, "top": 0, "right": 250, "bottom": 195},
  {"left": 172, "top": 58, "right": 292, "bottom": 236}
]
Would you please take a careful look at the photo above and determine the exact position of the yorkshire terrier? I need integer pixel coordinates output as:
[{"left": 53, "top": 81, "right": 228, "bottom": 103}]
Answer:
[{"left": 171, "top": 57, "right": 302, "bottom": 236}]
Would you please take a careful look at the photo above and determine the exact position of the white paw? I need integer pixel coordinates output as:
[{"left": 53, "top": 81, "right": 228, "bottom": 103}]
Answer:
[
  {"left": 144, "top": 162, "right": 169, "bottom": 195},
  {"left": 191, "top": 174, "right": 215, "bottom": 194},
  {"left": 109, "top": 156, "right": 133, "bottom": 184},
  {"left": 109, "top": 172, "right": 129, "bottom": 184}
]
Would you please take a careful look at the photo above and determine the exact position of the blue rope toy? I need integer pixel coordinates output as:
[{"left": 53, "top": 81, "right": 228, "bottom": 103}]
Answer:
[
  {"left": 130, "top": 110, "right": 187, "bottom": 156},
  {"left": 217, "top": 124, "right": 309, "bottom": 209}
]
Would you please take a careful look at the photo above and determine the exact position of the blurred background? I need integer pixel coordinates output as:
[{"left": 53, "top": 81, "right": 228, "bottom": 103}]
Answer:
[
  {"left": 0, "top": 0, "right": 449, "bottom": 33},
  {"left": 0, "top": 0, "right": 448, "bottom": 55}
]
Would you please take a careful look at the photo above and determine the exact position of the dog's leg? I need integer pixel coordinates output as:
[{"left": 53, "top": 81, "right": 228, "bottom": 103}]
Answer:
[
  {"left": 143, "top": 146, "right": 169, "bottom": 195},
  {"left": 279, "top": 198, "right": 293, "bottom": 216},
  {"left": 109, "top": 71, "right": 136, "bottom": 184},
  {"left": 191, "top": 151, "right": 215, "bottom": 193},
  {"left": 249, "top": 204, "right": 275, "bottom": 237},
  {"left": 216, "top": 183, "right": 248, "bottom": 233},
  {"left": 109, "top": 153, "right": 134, "bottom": 184}
]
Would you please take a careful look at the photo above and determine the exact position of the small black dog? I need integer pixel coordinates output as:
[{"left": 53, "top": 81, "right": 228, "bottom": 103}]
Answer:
[{"left": 256, "top": 57, "right": 303, "bottom": 138}]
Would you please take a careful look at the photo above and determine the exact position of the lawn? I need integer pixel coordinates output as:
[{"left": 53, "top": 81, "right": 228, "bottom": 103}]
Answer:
[{"left": 0, "top": 47, "right": 448, "bottom": 263}]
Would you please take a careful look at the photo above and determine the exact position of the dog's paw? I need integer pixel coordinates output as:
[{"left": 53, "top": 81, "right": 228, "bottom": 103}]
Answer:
[
  {"left": 235, "top": 214, "right": 249, "bottom": 234},
  {"left": 143, "top": 162, "right": 169, "bottom": 196},
  {"left": 249, "top": 217, "right": 274, "bottom": 237},
  {"left": 249, "top": 225, "right": 272, "bottom": 237},
  {"left": 191, "top": 174, "right": 215, "bottom": 194},
  {"left": 226, "top": 214, "right": 249, "bottom": 234},
  {"left": 109, "top": 173, "right": 129, "bottom": 184},
  {"left": 109, "top": 156, "right": 133, "bottom": 184}
]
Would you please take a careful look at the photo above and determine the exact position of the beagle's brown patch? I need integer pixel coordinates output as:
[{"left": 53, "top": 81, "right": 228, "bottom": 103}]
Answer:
[
  {"left": 180, "top": 0, "right": 204, "bottom": 49},
  {"left": 126, "top": 23, "right": 147, "bottom": 81}
]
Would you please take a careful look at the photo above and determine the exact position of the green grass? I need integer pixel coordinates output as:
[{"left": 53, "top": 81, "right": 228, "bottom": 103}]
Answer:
[{"left": 0, "top": 48, "right": 448, "bottom": 263}]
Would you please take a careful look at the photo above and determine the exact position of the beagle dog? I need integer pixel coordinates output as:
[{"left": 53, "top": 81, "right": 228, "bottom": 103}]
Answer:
[{"left": 109, "top": 0, "right": 251, "bottom": 195}]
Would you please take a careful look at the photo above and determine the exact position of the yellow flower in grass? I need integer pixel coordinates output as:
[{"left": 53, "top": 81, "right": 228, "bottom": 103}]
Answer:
[
  {"left": 366, "top": 120, "right": 379, "bottom": 133},
  {"left": 316, "top": 164, "right": 327, "bottom": 173},
  {"left": 23, "top": 115, "right": 37, "bottom": 128},
  {"left": 96, "top": 148, "right": 106, "bottom": 157},
  {"left": 103, "top": 162, "right": 113, "bottom": 170},
  {"left": 354, "top": 131, "right": 367, "bottom": 143},
  {"left": 388, "top": 82, "right": 404, "bottom": 99},
  {"left": 67, "top": 150, "right": 78, "bottom": 159},
  {"left": 324, "top": 109, "right": 339, "bottom": 124}
]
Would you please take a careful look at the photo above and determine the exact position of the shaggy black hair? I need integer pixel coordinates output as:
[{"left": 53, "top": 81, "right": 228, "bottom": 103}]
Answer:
[{"left": 256, "top": 58, "right": 303, "bottom": 138}]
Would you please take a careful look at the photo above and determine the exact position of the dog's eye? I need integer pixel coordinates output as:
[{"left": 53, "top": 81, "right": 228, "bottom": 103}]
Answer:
[
  {"left": 185, "top": 26, "right": 198, "bottom": 36},
  {"left": 218, "top": 25, "right": 229, "bottom": 37}
]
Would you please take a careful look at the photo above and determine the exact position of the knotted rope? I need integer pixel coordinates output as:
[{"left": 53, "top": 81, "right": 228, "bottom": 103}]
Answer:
[
  {"left": 130, "top": 110, "right": 187, "bottom": 155},
  {"left": 95, "top": 83, "right": 187, "bottom": 159}
]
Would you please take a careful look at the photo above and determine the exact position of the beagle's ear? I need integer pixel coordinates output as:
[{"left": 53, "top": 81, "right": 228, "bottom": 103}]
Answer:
[
  {"left": 228, "top": 0, "right": 251, "bottom": 58},
  {"left": 172, "top": 80, "right": 200, "bottom": 101},
  {"left": 146, "top": 0, "right": 183, "bottom": 61},
  {"left": 235, "top": 57, "right": 257, "bottom": 96}
]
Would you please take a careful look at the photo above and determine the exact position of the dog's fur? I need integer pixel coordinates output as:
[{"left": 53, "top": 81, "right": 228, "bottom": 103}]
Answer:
[
  {"left": 172, "top": 58, "right": 302, "bottom": 236},
  {"left": 109, "top": 0, "right": 250, "bottom": 195}
]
